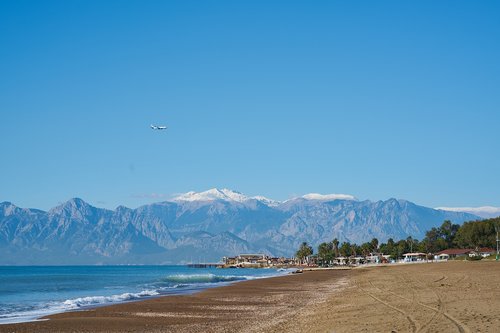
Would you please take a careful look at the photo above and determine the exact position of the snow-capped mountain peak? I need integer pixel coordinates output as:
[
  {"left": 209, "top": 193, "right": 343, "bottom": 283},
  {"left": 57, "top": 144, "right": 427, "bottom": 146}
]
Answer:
[
  {"left": 172, "top": 188, "right": 278, "bottom": 205},
  {"left": 301, "top": 193, "right": 357, "bottom": 201},
  {"left": 250, "top": 196, "right": 281, "bottom": 207},
  {"left": 172, "top": 189, "right": 356, "bottom": 205},
  {"left": 173, "top": 188, "right": 248, "bottom": 202}
]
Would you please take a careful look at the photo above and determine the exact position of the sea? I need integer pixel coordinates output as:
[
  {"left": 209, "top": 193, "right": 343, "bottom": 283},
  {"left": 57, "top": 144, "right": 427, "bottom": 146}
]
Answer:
[{"left": 0, "top": 265, "right": 290, "bottom": 324}]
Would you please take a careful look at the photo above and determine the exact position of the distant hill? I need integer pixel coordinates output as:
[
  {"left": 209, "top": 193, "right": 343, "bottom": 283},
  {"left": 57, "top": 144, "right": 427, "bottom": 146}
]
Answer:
[{"left": 0, "top": 189, "right": 480, "bottom": 264}]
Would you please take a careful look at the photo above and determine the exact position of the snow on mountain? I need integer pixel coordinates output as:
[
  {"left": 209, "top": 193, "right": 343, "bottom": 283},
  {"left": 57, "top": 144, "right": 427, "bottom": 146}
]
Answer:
[
  {"left": 435, "top": 206, "right": 500, "bottom": 219},
  {"left": 301, "top": 193, "right": 357, "bottom": 201},
  {"left": 172, "top": 188, "right": 359, "bottom": 206},
  {"left": 172, "top": 188, "right": 279, "bottom": 206},
  {"left": 173, "top": 188, "right": 248, "bottom": 202},
  {"left": 0, "top": 193, "right": 484, "bottom": 264},
  {"left": 251, "top": 196, "right": 280, "bottom": 207}
]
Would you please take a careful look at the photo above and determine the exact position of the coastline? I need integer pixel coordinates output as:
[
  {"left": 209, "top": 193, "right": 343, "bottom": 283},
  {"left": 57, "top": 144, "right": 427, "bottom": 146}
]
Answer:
[
  {"left": 0, "top": 266, "right": 293, "bottom": 326},
  {"left": 0, "top": 269, "right": 352, "bottom": 333},
  {"left": 1, "top": 261, "right": 499, "bottom": 332}
]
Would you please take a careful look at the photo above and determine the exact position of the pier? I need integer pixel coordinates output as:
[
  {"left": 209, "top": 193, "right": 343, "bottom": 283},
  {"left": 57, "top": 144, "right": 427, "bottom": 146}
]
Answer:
[{"left": 187, "top": 263, "right": 221, "bottom": 268}]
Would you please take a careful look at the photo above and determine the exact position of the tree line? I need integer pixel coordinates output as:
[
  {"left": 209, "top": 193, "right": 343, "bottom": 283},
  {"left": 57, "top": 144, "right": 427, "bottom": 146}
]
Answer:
[{"left": 296, "top": 217, "right": 499, "bottom": 263}]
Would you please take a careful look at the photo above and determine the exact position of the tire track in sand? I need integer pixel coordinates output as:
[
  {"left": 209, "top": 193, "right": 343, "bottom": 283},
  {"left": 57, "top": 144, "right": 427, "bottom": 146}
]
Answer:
[
  {"left": 391, "top": 272, "right": 470, "bottom": 333},
  {"left": 368, "top": 280, "right": 432, "bottom": 333},
  {"left": 394, "top": 274, "right": 443, "bottom": 333},
  {"left": 358, "top": 280, "right": 418, "bottom": 333}
]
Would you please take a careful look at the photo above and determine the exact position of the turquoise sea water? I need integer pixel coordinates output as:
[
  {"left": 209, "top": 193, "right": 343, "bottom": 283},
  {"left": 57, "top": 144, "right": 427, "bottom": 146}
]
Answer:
[{"left": 0, "top": 266, "right": 289, "bottom": 324}]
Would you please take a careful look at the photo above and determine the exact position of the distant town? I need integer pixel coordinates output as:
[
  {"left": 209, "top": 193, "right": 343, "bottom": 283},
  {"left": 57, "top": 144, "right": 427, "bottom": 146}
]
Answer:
[
  {"left": 220, "top": 246, "right": 497, "bottom": 269},
  {"left": 218, "top": 215, "right": 499, "bottom": 268}
]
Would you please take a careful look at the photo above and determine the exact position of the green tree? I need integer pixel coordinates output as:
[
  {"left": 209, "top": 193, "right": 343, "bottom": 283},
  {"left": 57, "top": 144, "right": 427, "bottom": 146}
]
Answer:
[
  {"left": 422, "top": 220, "right": 461, "bottom": 253},
  {"left": 360, "top": 242, "right": 372, "bottom": 256},
  {"left": 423, "top": 226, "right": 447, "bottom": 253},
  {"left": 380, "top": 238, "right": 396, "bottom": 257},
  {"left": 454, "top": 219, "right": 497, "bottom": 248},
  {"left": 332, "top": 238, "right": 340, "bottom": 257},
  {"left": 351, "top": 243, "right": 359, "bottom": 257},
  {"left": 296, "top": 242, "right": 313, "bottom": 265},
  {"left": 406, "top": 236, "right": 416, "bottom": 253},
  {"left": 440, "top": 220, "right": 460, "bottom": 247},
  {"left": 417, "top": 238, "right": 431, "bottom": 254},
  {"left": 370, "top": 238, "right": 379, "bottom": 252},
  {"left": 395, "top": 239, "right": 408, "bottom": 259},
  {"left": 317, "top": 242, "right": 334, "bottom": 266},
  {"left": 339, "top": 241, "right": 352, "bottom": 257}
]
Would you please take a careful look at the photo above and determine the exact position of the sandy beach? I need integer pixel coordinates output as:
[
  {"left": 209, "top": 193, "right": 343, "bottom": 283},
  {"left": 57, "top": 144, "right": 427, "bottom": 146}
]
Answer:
[{"left": 1, "top": 261, "right": 499, "bottom": 333}]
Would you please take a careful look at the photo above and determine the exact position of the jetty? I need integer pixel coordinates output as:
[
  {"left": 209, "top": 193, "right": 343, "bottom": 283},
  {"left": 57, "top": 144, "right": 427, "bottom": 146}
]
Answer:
[{"left": 187, "top": 263, "right": 221, "bottom": 268}]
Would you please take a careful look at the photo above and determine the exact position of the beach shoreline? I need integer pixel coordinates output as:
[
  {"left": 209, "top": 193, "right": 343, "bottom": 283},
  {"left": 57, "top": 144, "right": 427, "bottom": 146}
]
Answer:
[
  {"left": 0, "top": 268, "right": 352, "bottom": 333},
  {"left": 0, "top": 266, "right": 295, "bottom": 326},
  {"left": 1, "top": 261, "right": 499, "bottom": 332}
]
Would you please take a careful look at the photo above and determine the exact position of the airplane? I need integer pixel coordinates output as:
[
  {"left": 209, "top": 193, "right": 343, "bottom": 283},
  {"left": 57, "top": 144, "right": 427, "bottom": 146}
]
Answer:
[{"left": 151, "top": 124, "right": 167, "bottom": 130}]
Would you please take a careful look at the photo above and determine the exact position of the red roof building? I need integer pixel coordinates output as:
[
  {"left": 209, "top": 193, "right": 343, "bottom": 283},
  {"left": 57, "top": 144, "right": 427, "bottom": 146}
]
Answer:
[
  {"left": 436, "top": 248, "right": 496, "bottom": 259},
  {"left": 477, "top": 247, "right": 495, "bottom": 254},
  {"left": 436, "top": 249, "right": 472, "bottom": 258}
]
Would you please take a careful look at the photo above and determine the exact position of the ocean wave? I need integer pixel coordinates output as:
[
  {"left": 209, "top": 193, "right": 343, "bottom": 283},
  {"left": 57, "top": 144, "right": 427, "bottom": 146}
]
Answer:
[
  {"left": 161, "top": 273, "right": 251, "bottom": 284},
  {"left": 0, "top": 289, "right": 162, "bottom": 324},
  {"left": 61, "top": 289, "right": 160, "bottom": 309},
  {"left": 0, "top": 269, "right": 289, "bottom": 325}
]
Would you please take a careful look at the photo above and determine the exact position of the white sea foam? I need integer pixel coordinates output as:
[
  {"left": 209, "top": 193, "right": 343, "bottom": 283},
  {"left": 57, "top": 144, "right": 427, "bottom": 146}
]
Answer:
[
  {"left": 0, "top": 290, "right": 160, "bottom": 325},
  {"left": 0, "top": 269, "right": 289, "bottom": 325},
  {"left": 62, "top": 290, "right": 160, "bottom": 309},
  {"left": 162, "top": 273, "right": 251, "bottom": 284}
]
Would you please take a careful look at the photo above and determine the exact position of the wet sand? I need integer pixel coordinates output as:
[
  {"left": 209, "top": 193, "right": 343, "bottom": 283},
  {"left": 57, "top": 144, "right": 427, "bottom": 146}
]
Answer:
[{"left": 1, "top": 261, "right": 499, "bottom": 333}]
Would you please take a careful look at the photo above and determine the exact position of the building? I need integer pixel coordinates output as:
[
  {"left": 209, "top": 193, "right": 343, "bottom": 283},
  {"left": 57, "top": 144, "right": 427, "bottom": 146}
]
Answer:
[
  {"left": 435, "top": 249, "right": 472, "bottom": 260},
  {"left": 223, "top": 254, "right": 299, "bottom": 267},
  {"left": 222, "top": 254, "right": 268, "bottom": 267},
  {"left": 222, "top": 254, "right": 298, "bottom": 268},
  {"left": 470, "top": 247, "right": 496, "bottom": 258},
  {"left": 403, "top": 252, "right": 427, "bottom": 262},
  {"left": 365, "top": 252, "right": 389, "bottom": 264}
]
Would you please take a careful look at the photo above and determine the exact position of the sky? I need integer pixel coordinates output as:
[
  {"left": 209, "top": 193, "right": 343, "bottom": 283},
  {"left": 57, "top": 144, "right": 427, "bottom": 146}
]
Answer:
[{"left": 1, "top": 0, "right": 499, "bottom": 210}]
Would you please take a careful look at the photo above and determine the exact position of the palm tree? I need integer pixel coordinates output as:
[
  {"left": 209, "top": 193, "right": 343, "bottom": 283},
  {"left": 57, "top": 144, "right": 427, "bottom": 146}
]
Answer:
[
  {"left": 406, "top": 236, "right": 414, "bottom": 253},
  {"left": 370, "top": 238, "right": 379, "bottom": 252},
  {"left": 339, "top": 241, "right": 352, "bottom": 257},
  {"left": 296, "top": 242, "right": 313, "bottom": 265},
  {"left": 318, "top": 242, "right": 333, "bottom": 266},
  {"left": 332, "top": 238, "right": 340, "bottom": 258}
]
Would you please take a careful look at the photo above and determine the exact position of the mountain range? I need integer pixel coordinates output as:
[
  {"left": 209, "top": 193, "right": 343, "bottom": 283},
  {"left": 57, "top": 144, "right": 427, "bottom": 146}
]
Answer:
[{"left": 0, "top": 189, "right": 480, "bottom": 264}]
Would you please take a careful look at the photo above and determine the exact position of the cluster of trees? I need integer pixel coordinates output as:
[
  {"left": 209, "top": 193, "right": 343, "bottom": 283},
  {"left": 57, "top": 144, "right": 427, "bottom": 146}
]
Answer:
[{"left": 296, "top": 217, "right": 499, "bottom": 263}]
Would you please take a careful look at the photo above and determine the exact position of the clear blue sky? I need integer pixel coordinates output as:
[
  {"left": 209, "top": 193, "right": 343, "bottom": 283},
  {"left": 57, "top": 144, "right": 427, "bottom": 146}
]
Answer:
[{"left": 1, "top": 0, "right": 499, "bottom": 210}]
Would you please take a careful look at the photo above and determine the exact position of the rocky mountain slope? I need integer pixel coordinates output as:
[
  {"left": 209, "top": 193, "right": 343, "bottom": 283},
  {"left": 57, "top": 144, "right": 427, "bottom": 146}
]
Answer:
[{"left": 0, "top": 189, "right": 480, "bottom": 264}]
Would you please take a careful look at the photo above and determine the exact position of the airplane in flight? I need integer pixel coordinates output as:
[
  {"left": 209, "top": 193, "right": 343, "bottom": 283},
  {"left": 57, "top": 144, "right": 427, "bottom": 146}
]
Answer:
[{"left": 151, "top": 124, "right": 167, "bottom": 130}]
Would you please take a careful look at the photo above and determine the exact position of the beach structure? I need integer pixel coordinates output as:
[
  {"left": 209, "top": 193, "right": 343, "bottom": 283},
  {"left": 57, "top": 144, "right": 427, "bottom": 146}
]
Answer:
[
  {"left": 221, "top": 254, "right": 298, "bottom": 268},
  {"left": 365, "top": 252, "right": 389, "bottom": 264},
  {"left": 475, "top": 247, "right": 496, "bottom": 257},
  {"left": 333, "top": 256, "right": 367, "bottom": 266},
  {"left": 365, "top": 253, "right": 379, "bottom": 264},
  {"left": 222, "top": 254, "right": 300, "bottom": 268},
  {"left": 271, "top": 256, "right": 297, "bottom": 266},
  {"left": 466, "top": 247, "right": 496, "bottom": 258},
  {"left": 222, "top": 254, "right": 268, "bottom": 267},
  {"left": 435, "top": 253, "right": 450, "bottom": 261},
  {"left": 352, "top": 256, "right": 365, "bottom": 265},
  {"left": 306, "top": 255, "right": 320, "bottom": 266},
  {"left": 435, "top": 248, "right": 495, "bottom": 260},
  {"left": 333, "top": 256, "right": 349, "bottom": 266},
  {"left": 329, "top": 253, "right": 394, "bottom": 266},
  {"left": 436, "top": 249, "right": 472, "bottom": 259},
  {"left": 403, "top": 252, "right": 427, "bottom": 262}
]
